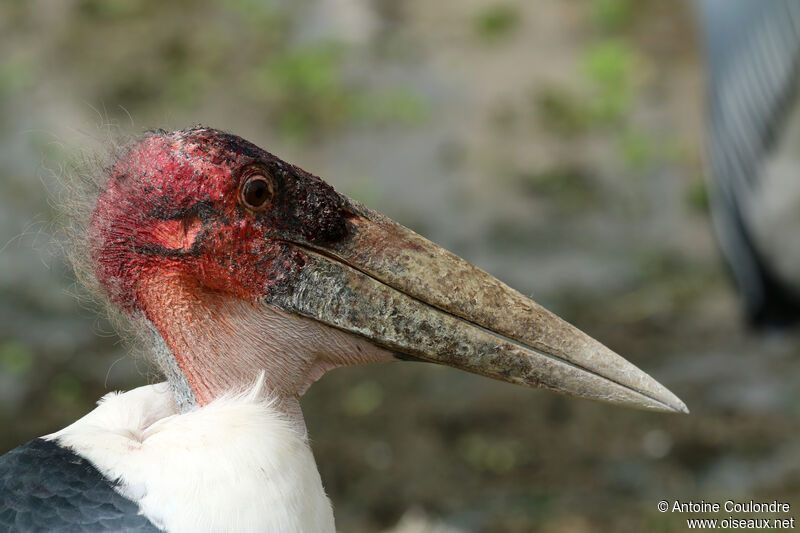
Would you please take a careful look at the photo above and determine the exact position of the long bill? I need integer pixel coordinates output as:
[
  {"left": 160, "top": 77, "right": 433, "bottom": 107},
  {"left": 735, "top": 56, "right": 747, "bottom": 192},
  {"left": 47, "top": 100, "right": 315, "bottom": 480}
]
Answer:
[{"left": 272, "top": 199, "right": 688, "bottom": 413}]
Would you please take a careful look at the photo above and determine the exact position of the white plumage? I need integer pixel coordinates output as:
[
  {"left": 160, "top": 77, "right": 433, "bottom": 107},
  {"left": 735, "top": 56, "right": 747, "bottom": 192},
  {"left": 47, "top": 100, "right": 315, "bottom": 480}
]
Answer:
[{"left": 47, "top": 380, "right": 335, "bottom": 533}]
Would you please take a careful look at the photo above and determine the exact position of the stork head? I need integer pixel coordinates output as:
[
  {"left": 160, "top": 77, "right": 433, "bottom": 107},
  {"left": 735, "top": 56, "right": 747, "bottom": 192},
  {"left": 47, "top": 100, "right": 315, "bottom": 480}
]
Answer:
[{"left": 88, "top": 127, "right": 687, "bottom": 414}]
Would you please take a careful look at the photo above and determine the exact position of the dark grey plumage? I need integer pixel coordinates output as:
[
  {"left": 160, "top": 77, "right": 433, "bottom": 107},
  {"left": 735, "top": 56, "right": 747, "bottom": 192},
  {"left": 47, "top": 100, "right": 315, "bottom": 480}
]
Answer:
[
  {"left": 701, "top": 0, "right": 800, "bottom": 326},
  {"left": 0, "top": 439, "right": 159, "bottom": 533}
]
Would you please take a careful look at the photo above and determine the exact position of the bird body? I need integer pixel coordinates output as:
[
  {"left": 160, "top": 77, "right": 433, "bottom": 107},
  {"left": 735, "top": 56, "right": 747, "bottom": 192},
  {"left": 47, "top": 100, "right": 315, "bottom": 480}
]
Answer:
[
  {"left": 701, "top": 0, "right": 800, "bottom": 325},
  {"left": 56, "top": 382, "right": 333, "bottom": 533},
  {"left": 3, "top": 382, "right": 334, "bottom": 532},
  {"left": 0, "top": 127, "right": 686, "bottom": 531}
]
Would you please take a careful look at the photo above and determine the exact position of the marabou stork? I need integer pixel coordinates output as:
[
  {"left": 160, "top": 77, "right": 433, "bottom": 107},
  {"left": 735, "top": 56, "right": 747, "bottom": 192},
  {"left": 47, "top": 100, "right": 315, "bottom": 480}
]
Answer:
[
  {"left": 0, "top": 128, "right": 687, "bottom": 532},
  {"left": 701, "top": 0, "right": 800, "bottom": 327}
]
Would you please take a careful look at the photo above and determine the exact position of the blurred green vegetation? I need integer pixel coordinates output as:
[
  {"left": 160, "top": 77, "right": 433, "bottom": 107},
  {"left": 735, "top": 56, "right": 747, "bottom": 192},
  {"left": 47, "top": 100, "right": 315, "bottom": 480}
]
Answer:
[
  {"left": 51, "top": 373, "right": 85, "bottom": 409},
  {"left": 457, "top": 432, "right": 519, "bottom": 474},
  {"left": 474, "top": 5, "right": 520, "bottom": 42},
  {"left": 531, "top": 0, "right": 695, "bottom": 189},
  {"left": 685, "top": 179, "right": 711, "bottom": 213},
  {"left": 581, "top": 39, "right": 637, "bottom": 123},
  {"left": 535, "top": 40, "right": 638, "bottom": 131},
  {"left": 0, "top": 340, "right": 33, "bottom": 377},
  {"left": 514, "top": 166, "right": 598, "bottom": 212},
  {"left": 590, "top": 0, "right": 634, "bottom": 32},
  {"left": 342, "top": 380, "right": 384, "bottom": 417},
  {"left": 25, "top": 0, "right": 427, "bottom": 143},
  {"left": 0, "top": 53, "right": 35, "bottom": 98},
  {"left": 618, "top": 127, "right": 655, "bottom": 170}
]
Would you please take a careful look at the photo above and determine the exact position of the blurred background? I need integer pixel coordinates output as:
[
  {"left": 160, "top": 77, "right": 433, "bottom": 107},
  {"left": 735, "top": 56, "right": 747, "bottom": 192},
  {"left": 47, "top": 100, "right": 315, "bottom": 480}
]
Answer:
[{"left": 2, "top": 0, "right": 800, "bottom": 531}]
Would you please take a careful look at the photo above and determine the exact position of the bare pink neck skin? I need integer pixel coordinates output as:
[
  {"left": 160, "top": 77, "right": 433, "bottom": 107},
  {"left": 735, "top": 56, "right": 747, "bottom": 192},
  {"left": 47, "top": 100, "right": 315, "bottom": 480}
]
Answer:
[{"left": 138, "top": 272, "right": 395, "bottom": 429}]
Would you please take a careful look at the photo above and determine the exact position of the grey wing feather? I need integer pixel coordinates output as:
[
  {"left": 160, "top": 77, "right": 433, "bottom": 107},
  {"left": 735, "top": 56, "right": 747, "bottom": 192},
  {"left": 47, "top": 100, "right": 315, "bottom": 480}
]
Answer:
[
  {"left": 701, "top": 0, "right": 800, "bottom": 325},
  {"left": 0, "top": 438, "right": 160, "bottom": 532}
]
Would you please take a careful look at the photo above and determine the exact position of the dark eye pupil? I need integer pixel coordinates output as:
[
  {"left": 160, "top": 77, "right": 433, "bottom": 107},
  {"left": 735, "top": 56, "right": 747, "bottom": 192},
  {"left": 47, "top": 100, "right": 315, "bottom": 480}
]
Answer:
[{"left": 244, "top": 178, "right": 270, "bottom": 207}]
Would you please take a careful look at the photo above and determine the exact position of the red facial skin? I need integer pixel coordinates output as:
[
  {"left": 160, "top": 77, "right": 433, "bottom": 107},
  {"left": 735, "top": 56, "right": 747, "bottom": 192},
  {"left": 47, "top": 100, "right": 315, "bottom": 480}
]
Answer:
[
  {"left": 86, "top": 128, "right": 399, "bottom": 410},
  {"left": 88, "top": 127, "right": 348, "bottom": 315}
]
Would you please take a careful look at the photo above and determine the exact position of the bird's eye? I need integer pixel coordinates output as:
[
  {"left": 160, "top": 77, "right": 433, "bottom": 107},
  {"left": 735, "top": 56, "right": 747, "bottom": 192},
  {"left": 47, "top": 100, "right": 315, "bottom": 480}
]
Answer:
[{"left": 240, "top": 173, "right": 275, "bottom": 211}]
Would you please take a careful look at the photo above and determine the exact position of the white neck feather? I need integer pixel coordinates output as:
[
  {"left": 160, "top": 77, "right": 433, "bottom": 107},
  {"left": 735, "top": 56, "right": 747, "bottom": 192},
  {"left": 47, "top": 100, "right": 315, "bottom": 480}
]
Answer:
[{"left": 46, "top": 381, "right": 335, "bottom": 533}]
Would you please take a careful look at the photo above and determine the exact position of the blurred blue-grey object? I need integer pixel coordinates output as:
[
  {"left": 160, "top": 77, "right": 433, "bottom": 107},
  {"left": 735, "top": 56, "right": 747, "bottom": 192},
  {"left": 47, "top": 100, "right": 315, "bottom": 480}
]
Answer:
[{"left": 702, "top": 0, "right": 800, "bottom": 326}]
